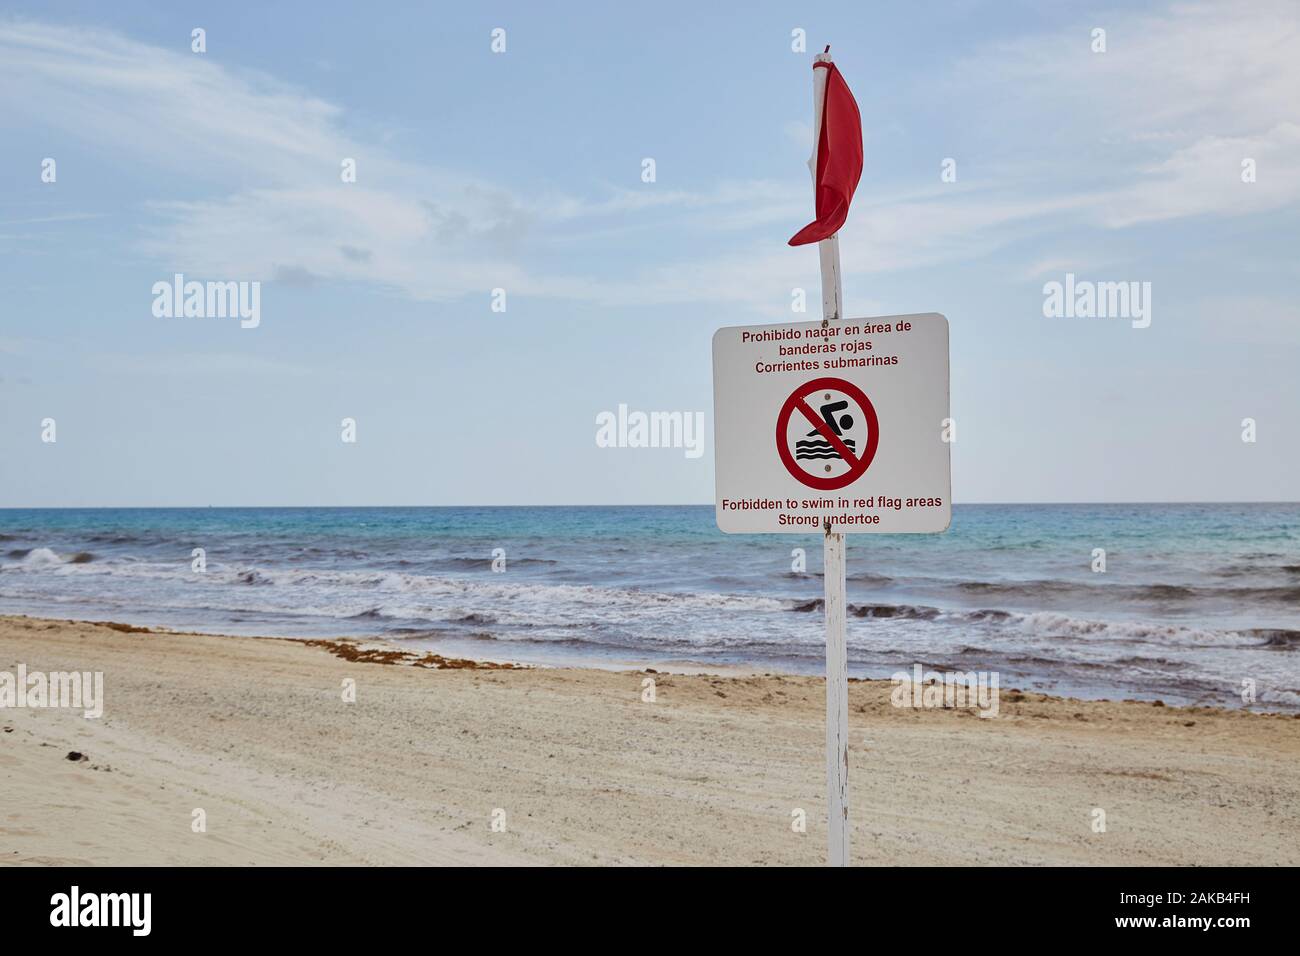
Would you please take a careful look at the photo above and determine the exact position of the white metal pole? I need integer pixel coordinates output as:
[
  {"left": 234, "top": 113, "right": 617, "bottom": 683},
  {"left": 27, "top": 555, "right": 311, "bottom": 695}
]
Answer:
[
  {"left": 824, "top": 522, "right": 849, "bottom": 865},
  {"left": 809, "top": 48, "right": 850, "bottom": 867}
]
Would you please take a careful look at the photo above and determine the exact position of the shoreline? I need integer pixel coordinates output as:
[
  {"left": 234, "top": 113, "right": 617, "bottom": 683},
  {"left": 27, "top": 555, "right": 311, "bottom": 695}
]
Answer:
[
  {"left": 0, "top": 604, "right": 1289, "bottom": 713},
  {"left": 2, "top": 614, "right": 1298, "bottom": 865},
  {"left": 4, "top": 500, "right": 1297, "bottom": 715}
]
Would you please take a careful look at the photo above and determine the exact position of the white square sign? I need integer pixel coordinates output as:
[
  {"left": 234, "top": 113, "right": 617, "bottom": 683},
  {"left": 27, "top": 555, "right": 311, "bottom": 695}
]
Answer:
[{"left": 712, "top": 312, "right": 951, "bottom": 534}]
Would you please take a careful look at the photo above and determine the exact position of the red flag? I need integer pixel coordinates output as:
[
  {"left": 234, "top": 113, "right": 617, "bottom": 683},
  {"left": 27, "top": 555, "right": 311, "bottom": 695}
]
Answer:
[{"left": 788, "top": 61, "right": 863, "bottom": 246}]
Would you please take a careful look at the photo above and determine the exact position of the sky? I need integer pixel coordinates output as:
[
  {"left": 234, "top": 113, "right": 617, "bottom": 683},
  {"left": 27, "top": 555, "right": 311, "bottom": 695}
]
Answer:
[{"left": 1, "top": 0, "right": 1297, "bottom": 506}]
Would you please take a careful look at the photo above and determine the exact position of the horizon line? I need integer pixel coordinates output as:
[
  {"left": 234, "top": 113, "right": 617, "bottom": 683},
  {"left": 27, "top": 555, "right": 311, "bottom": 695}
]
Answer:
[{"left": 2, "top": 501, "right": 1298, "bottom": 511}]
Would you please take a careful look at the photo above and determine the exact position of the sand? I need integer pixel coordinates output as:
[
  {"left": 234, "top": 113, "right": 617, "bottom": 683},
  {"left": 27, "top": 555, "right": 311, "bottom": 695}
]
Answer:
[{"left": 1, "top": 614, "right": 1297, "bottom": 866}]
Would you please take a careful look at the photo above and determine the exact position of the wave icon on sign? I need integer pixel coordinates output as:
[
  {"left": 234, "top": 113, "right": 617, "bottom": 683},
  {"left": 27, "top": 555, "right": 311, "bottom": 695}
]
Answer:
[{"left": 795, "top": 438, "right": 856, "bottom": 460}]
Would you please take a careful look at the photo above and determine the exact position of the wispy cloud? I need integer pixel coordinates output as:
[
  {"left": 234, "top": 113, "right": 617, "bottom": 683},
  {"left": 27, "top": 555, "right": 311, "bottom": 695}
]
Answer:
[
  {"left": 0, "top": 213, "right": 105, "bottom": 226},
  {"left": 1, "top": 2, "right": 1296, "bottom": 313},
  {"left": 603, "top": 0, "right": 1300, "bottom": 303},
  {"left": 84, "top": 350, "right": 313, "bottom": 378},
  {"left": 951, "top": 0, "right": 1300, "bottom": 140},
  {"left": 0, "top": 19, "right": 743, "bottom": 302}
]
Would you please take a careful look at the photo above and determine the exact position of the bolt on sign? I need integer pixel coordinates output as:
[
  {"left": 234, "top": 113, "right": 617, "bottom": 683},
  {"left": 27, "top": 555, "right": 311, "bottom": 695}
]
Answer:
[{"left": 712, "top": 312, "right": 951, "bottom": 534}]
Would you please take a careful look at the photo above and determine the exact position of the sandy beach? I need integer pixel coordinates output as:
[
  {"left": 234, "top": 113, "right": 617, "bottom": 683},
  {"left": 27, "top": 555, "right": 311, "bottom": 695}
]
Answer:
[{"left": 1, "top": 614, "right": 1297, "bottom": 866}]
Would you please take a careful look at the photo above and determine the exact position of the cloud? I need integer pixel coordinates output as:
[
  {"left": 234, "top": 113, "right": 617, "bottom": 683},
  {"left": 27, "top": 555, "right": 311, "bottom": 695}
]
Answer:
[
  {"left": 0, "top": 20, "right": 724, "bottom": 302},
  {"left": 589, "top": 0, "right": 1300, "bottom": 304},
  {"left": 0, "top": 18, "right": 822, "bottom": 307},
  {"left": 954, "top": 1, "right": 1300, "bottom": 140},
  {"left": 1096, "top": 124, "right": 1300, "bottom": 227},
  {"left": 816, "top": 1, "right": 1300, "bottom": 285},
  {"left": 84, "top": 350, "right": 312, "bottom": 378},
  {"left": 0, "top": 21, "right": 345, "bottom": 182},
  {"left": 0, "top": 213, "right": 104, "bottom": 226},
  {"left": 1, "top": 3, "right": 1296, "bottom": 315}
]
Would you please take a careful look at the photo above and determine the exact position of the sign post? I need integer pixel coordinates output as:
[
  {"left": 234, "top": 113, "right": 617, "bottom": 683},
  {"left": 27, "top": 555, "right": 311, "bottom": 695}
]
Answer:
[
  {"left": 811, "top": 52, "right": 852, "bottom": 861},
  {"left": 713, "top": 310, "right": 950, "bottom": 866},
  {"left": 824, "top": 504, "right": 850, "bottom": 866},
  {"left": 711, "top": 51, "right": 951, "bottom": 869}
]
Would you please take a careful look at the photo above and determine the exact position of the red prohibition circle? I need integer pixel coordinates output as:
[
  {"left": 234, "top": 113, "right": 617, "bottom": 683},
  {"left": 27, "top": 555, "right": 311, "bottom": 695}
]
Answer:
[{"left": 775, "top": 377, "right": 879, "bottom": 491}]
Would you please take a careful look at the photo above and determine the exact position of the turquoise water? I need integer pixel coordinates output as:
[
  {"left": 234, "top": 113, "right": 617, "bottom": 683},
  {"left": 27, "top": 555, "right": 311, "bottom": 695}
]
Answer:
[{"left": 1, "top": 504, "right": 1297, "bottom": 708}]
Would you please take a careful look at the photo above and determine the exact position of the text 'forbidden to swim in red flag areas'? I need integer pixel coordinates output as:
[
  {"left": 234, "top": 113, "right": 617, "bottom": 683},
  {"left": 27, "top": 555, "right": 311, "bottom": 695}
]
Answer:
[{"left": 788, "top": 58, "right": 863, "bottom": 246}]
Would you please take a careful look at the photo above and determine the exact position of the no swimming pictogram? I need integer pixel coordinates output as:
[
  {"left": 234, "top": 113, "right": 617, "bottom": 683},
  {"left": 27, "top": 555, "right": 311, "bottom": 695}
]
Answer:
[{"left": 775, "top": 377, "right": 879, "bottom": 491}]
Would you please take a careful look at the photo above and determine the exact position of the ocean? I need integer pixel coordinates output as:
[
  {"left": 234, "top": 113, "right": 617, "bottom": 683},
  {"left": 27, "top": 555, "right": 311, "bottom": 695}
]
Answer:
[{"left": 0, "top": 504, "right": 1296, "bottom": 710}]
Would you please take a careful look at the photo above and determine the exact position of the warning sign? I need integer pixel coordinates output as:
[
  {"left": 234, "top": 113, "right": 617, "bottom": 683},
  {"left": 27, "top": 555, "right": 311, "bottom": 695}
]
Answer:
[
  {"left": 712, "top": 313, "right": 951, "bottom": 534},
  {"left": 776, "top": 377, "right": 879, "bottom": 490}
]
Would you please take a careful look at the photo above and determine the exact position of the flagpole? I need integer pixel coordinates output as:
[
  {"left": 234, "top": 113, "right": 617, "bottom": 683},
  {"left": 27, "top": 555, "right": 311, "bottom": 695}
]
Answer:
[{"left": 809, "top": 47, "right": 850, "bottom": 868}]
